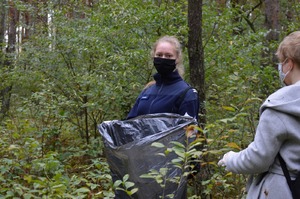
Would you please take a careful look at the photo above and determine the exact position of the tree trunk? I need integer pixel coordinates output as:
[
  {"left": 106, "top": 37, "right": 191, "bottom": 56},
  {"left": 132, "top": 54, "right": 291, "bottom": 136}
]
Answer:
[
  {"left": 7, "top": 1, "right": 18, "bottom": 53},
  {"left": 264, "top": 0, "right": 279, "bottom": 41},
  {"left": 188, "top": 1, "right": 210, "bottom": 198},
  {"left": 264, "top": 0, "right": 280, "bottom": 64},
  {"left": 0, "top": 0, "right": 7, "bottom": 120},
  {"left": 0, "top": 0, "right": 6, "bottom": 46},
  {"left": 0, "top": 0, "right": 17, "bottom": 120},
  {"left": 187, "top": 0, "right": 205, "bottom": 126}
]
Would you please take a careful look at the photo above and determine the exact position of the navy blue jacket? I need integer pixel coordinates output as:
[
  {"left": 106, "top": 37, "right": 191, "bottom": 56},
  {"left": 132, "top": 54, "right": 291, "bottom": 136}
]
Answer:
[{"left": 127, "top": 71, "right": 199, "bottom": 119}]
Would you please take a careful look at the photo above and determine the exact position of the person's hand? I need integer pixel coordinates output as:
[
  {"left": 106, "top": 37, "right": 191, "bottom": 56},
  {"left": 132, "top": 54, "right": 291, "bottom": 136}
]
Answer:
[{"left": 218, "top": 151, "right": 235, "bottom": 168}]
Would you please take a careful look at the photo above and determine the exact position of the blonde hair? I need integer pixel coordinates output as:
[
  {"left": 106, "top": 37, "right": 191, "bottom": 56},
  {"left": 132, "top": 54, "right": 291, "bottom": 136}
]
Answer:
[
  {"left": 151, "top": 35, "right": 185, "bottom": 77},
  {"left": 276, "top": 31, "right": 300, "bottom": 66}
]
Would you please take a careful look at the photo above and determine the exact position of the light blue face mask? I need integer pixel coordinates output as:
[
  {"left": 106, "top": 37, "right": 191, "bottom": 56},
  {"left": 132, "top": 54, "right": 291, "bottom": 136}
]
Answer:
[{"left": 278, "top": 59, "right": 290, "bottom": 86}]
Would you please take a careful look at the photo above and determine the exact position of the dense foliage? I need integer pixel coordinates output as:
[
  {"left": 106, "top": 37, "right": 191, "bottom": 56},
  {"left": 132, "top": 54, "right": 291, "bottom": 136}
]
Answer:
[{"left": 1, "top": 0, "right": 299, "bottom": 198}]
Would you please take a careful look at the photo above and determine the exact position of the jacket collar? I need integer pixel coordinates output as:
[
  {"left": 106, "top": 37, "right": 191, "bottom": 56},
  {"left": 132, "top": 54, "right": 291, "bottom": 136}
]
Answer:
[{"left": 153, "top": 70, "right": 183, "bottom": 85}]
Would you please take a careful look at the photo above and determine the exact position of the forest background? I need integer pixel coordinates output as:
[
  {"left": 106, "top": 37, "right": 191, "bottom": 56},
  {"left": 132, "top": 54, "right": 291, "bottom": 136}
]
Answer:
[{"left": 0, "top": 0, "right": 298, "bottom": 198}]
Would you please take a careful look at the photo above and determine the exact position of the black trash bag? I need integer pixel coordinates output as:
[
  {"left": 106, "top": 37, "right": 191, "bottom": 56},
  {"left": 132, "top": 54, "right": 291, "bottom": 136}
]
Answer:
[{"left": 98, "top": 113, "right": 198, "bottom": 199}]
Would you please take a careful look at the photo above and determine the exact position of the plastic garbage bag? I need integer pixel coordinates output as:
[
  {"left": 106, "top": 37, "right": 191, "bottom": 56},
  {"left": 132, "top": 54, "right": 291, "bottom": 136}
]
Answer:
[{"left": 98, "top": 113, "right": 198, "bottom": 199}]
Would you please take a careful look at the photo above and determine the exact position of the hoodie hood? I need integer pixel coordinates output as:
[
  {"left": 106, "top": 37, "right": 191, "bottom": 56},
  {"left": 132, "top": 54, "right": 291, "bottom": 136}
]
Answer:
[{"left": 260, "top": 81, "right": 300, "bottom": 117}]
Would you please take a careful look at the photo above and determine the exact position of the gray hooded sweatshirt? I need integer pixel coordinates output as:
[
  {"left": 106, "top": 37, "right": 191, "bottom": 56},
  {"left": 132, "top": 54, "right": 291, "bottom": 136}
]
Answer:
[{"left": 225, "top": 81, "right": 300, "bottom": 199}]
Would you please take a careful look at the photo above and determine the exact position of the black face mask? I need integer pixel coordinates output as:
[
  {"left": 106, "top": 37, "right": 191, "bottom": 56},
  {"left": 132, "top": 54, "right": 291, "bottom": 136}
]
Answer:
[{"left": 153, "top": 57, "right": 176, "bottom": 74}]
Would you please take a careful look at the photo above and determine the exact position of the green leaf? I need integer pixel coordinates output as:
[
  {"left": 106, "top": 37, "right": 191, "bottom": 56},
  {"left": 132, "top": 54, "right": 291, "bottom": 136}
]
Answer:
[
  {"left": 123, "top": 174, "right": 129, "bottom": 181},
  {"left": 159, "top": 167, "right": 168, "bottom": 175},
  {"left": 171, "top": 158, "right": 183, "bottom": 164},
  {"left": 140, "top": 174, "right": 153, "bottom": 179},
  {"left": 23, "top": 194, "right": 36, "bottom": 199},
  {"left": 170, "top": 141, "right": 185, "bottom": 148},
  {"left": 75, "top": 187, "right": 90, "bottom": 193},
  {"left": 174, "top": 151, "right": 185, "bottom": 158},
  {"left": 24, "top": 175, "right": 32, "bottom": 183},
  {"left": 113, "top": 180, "right": 122, "bottom": 188},
  {"left": 124, "top": 181, "right": 135, "bottom": 189},
  {"left": 151, "top": 142, "right": 165, "bottom": 148},
  {"left": 130, "top": 188, "right": 138, "bottom": 195},
  {"left": 157, "top": 152, "right": 166, "bottom": 157}
]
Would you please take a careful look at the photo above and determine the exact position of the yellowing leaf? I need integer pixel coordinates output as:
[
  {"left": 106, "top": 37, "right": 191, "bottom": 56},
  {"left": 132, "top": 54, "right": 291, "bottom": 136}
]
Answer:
[
  {"left": 220, "top": 135, "right": 229, "bottom": 140},
  {"left": 8, "top": 144, "right": 19, "bottom": 150},
  {"left": 222, "top": 106, "right": 235, "bottom": 111},
  {"left": 227, "top": 142, "right": 241, "bottom": 150}
]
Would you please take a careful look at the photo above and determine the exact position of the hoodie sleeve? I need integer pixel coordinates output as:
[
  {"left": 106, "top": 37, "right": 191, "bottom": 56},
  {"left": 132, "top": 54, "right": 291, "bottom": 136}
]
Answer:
[{"left": 225, "top": 108, "right": 288, "bottom": 174}]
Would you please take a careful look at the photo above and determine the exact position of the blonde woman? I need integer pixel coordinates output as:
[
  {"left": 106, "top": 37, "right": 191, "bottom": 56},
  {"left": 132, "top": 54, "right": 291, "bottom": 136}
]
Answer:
[
  {"left": 127, "top": 36, "right": 199, "bottom": 120},
  {"left": 218, "top": 31, "right": 300, "bottom": 199}
]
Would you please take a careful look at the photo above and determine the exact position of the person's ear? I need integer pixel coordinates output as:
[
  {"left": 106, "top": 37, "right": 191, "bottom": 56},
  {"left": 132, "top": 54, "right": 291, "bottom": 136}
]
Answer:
[{"left": 287, "top": 59, "right": 294, "bottom": 71}]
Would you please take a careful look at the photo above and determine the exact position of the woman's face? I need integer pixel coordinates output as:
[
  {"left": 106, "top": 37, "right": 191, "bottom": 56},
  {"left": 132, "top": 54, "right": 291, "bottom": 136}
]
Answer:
[{"left": 154, "top": 41, "right": 177, "bottom": 60}]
